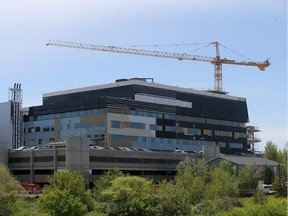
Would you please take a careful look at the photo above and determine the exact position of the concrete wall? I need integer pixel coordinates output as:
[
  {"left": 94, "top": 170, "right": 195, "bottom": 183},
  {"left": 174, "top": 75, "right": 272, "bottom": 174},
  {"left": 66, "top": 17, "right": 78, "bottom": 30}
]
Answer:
[
  {"left": 66, "top": 136, "right": 89, "bottom": 185},
  {"left": 203, "top": 143, "right": 220, "bottom": 161},
  {"left": 0, "top": 102, "right": 12, "bottom": 149},
  {"left": 0, "top": 141, "right": 9, "bottom": 165}
]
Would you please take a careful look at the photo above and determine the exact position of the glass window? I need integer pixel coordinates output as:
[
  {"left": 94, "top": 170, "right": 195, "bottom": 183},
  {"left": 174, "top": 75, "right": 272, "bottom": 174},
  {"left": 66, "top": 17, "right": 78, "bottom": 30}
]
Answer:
[
  {"left": 111, "top": 121, "right": 121, "bottom": 128},
  {"left": 43, "top": 126, "right": 50, "bottom": 132},
  {"left": 229, "top": 143, "right": 243, "bottom": 149},
  {"left": 98, "top": 120, "right": 105, "bottom": 127},
  {"left": 111, "top": 135, "right": 124, "bottom": 141},
  {"left": 74, "top": 123, "right": 80, "bottom": 129}
]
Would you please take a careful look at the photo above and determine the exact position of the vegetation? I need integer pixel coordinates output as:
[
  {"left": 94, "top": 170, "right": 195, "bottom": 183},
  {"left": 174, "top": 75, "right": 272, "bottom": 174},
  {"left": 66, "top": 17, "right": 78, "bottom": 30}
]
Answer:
[
  {"left": 1, "top": 140, "right": 287, "bottom": 215},
  {"left": 0, "top": 164, "right": 19, "bottom": 216},
  {"left": 263, "top": 141, "right": 287, "bottom": 196},
  {"left": 37, "top": 170, "right": 94, "bottom": 216}
]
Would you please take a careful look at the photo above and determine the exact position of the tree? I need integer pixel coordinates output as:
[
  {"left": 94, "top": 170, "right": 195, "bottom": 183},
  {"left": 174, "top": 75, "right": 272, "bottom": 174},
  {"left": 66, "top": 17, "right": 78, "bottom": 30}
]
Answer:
[
  {"left": 205, "top": 160, "right": 238, "bottom": 199},
  {"left": 38, "top": 188, "right": 87, "bottom": 216},
  {"left": 100, "top": 176, "right": 158, "bottom": 216},
  {"left": 38, "top": 170, "right": 94, "bottom": 216},
  {"left": 93, "top": 169, "right": 125, "bottom": 200},
  {"left": 264, "top": 141, "right": 279, "bottom": 161},
  {"left": 238, "top": 163, "right": 263, "bottom": 189},
  {"left": 201, "top": 161, "right": 239, "bottom": 215},
  {"left": 175, "top": 158, "right": 211, "bottom": 205},
  {"left": 156, "top": 180, "right": 191, "bottom": 216},
  {"left": 0, "top": 164, "right": 18, "bottom": 216}
]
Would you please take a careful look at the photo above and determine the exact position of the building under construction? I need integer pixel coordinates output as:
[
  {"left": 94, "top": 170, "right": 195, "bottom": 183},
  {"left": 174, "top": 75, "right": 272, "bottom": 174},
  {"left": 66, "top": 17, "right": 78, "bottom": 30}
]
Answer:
[{"left": 23, "top": 78, "right": 249, "bottom": 154}]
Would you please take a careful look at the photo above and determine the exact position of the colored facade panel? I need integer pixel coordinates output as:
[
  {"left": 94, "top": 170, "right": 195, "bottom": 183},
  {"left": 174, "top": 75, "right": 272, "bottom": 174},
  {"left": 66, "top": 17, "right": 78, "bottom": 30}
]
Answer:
[{"left": 23, "top": 79, "right": 249, "bottom": 154}]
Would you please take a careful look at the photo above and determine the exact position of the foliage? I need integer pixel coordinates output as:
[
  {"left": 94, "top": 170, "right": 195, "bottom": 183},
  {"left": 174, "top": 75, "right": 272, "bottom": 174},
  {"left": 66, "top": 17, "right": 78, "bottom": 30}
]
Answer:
[
  {"left": 38, "top": 170, "right": 94, "bottom": 216},
  {"left": 84, "top": 211, "right": 106, "bottom": 216},
  {"left": 100, "top": 176, "right": 158, "bottom": 216},
  {"left": 238, "top": 163, "right": 262, "bottom": 189},
  {"left": 261, "top": 165, "right": 273, "bottom": 184},
  {"left": 156, "top": 180, "right": 191, "bottom": 216},
  {"left": 14, "top": 198, "right": 49, "bottom": 216},
  {"left": 205, "top": 160, "right": 239, "bottom": 200},
  {"left": 253, "top": 188, "right": 268, "bottom": 205},
  {"left": 264, "top": 141, "right": 287, "bottom": 197},
  {"left": 175, "top": 158, "right": 211, "bottom": 205},
  {"left": 93, "top": 169, "right": 125, "bottom": 213},
  {"left": 219, "top": 197, "right": 287, "bottom": 216},
  {"left": 38, "top": 188, "right": 87, "bottom": 216},
  {"left": 264, "top": 141, "right": 279, "bottom": 161},
  {"left": 93, "top": 169, "right": 125, "bottom": 200},
  {"left": 0, "top": 164, "right": 19, "bottom": 216}
]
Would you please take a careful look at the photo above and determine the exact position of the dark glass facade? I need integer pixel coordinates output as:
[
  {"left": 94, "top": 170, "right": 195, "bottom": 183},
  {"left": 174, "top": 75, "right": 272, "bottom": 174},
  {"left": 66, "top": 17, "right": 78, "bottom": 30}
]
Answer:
[{"left": 23, "top": 79, "right": 249, "bottom": 154}]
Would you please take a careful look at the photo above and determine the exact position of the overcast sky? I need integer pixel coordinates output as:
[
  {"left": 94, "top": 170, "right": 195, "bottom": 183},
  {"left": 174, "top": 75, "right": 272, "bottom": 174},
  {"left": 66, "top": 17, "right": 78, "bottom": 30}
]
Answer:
[{"left": 0, "top": 0, "right": 286, "bottom": 150}]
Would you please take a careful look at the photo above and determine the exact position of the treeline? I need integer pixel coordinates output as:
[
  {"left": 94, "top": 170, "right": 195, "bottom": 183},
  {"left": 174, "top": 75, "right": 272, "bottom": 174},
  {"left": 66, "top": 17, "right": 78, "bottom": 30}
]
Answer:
[{"left": 0, "top": 141, "right": 287, "bottom": 216}]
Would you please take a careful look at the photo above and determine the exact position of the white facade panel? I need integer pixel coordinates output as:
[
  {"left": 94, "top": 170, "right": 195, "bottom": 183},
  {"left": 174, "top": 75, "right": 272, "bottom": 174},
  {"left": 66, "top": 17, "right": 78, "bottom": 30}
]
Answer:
[{"left": 107, "top": 113, "right": 156, "bottom": 137}]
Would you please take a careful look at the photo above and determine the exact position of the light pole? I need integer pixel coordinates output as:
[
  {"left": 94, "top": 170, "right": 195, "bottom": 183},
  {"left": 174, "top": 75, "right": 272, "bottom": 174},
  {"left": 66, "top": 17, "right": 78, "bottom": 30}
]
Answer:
[{"left": 200, "top": 137, "right": 205, "bottom": 152}]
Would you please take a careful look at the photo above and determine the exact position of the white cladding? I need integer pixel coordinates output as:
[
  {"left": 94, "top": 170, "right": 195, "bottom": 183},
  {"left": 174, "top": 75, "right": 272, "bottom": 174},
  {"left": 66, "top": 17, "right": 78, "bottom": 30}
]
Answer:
[{"left": 135, "top": 93, "right": 192, "bottom": 108}]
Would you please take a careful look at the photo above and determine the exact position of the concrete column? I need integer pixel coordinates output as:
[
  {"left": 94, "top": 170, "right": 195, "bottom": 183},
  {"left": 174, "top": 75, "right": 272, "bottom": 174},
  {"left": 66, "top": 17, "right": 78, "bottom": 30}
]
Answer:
[
  {"left": 29, "top": 150, "right": 34, "bottom": 183},
  {"left": 203, "top": 143, "right": 220, "bottom": 161},
  {"left": 0, "top": 141, "right": 9, "bottom": 166},
  {"left": 66, "top": 136, "right": 89, "bottom": 186},
  {"left": 53, "top": 147, "right": 57, "bottom": 173}
]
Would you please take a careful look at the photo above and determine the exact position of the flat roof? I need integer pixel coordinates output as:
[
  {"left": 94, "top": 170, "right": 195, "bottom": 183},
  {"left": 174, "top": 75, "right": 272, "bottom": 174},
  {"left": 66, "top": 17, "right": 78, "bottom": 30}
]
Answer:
[
  {"left": 43, "top": 79, "right": 246, "bottom": 102},
  {"left": 210, "top": 155, "right": 281, "bottom": 166}
]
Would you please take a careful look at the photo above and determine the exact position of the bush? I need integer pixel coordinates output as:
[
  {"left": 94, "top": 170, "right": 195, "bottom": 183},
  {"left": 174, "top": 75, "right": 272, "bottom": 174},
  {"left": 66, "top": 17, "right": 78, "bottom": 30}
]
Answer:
[
  {"left": 101, "top": 176, "right": 158, "bottom": 216},
  {"left": 37, "top": 170, "right": 94, "bottom": 215},
  {"left": 0, "top": 164, "right": 19, "bottom": 216},
  {"left": 38, "top": 188, "right": 87, "bottom": 216}
]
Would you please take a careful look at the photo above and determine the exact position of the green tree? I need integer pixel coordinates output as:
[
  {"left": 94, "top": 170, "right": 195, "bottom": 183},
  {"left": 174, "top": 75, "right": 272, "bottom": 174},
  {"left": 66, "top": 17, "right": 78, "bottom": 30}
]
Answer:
[
  {"left": 261, "top": 165, "right": 273, "bottom": 184},
  {"left": 38, "top": 170, "right": 94, "bottom": 216},
  {"left": 38, "top": 189, "right": 87, "bottom": 216},
  {"left": 205, "top": 160, "right": 238, "bottom": 199},
  {"left": 175, "top": 158, "right": 211, "bottom": 205},
  {"left": 264, "top": 141, "right": 279, "bottom": 161},
  {"left": 156, "top": 180, "right": 191, "bottom": 216},
  {"left": 238, "top": 164, "right": 262, "bottom": 189},
  {"left": 100, "top": 176, "right": 158, "bottom": 216},
  {"left": 201, "top": 161, "right": 239, "bottom": 215},
  {"left": 0, "top": 164, "right": 18, "bottom": 216},
  {"left": 93, "top": 169, "right": 125, "bottom": 200}
]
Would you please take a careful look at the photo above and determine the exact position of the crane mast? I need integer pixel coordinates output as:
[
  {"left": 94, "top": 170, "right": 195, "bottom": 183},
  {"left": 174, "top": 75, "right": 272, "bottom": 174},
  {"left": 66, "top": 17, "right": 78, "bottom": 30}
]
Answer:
[{"left": 46, "top": 40, "right": 270, "bottom": 93}]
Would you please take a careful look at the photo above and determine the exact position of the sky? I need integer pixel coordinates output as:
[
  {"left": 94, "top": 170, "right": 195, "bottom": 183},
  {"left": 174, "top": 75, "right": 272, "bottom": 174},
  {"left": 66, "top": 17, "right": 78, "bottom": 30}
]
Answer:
[{"left": 0, "top": 0, "right": 287, "bottom": 150}]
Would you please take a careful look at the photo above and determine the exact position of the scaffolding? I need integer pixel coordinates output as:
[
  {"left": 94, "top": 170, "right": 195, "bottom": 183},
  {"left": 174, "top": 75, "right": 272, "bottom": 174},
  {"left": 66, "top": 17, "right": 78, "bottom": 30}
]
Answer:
[
  {"left": 247, "top": 125, "right": 261, "bottom": 155},
  {"left": 9, "top": 83, "right": 23, "bottom": 149}
]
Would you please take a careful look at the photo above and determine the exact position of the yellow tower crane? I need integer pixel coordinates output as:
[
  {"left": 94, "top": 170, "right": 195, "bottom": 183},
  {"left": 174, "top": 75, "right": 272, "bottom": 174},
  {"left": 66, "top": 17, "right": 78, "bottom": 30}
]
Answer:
[{"left": 46, "top": 40, "right": 270, "bottom": 93}]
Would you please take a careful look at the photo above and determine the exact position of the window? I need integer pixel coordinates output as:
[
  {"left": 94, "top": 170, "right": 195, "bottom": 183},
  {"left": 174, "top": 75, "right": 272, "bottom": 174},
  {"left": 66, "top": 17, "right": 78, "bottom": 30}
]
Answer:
[
  {"left": 166, "top": 126, "right": 176, "bottom": 132},
  {"left": 203, "top": 129, "right": 212, "bottom": 136},
  {"left": 74, "top": 123, "right": 80, "bottom": 129},
  {"left": 111, "top": 135, "right": 124, "bottom": 141},
  {"left": 234, "top": 132, "right": 247, "bottom": 139},
  {"left": 215, "top": 130, "right": 232, "bottom": 137},
  {"left": 82, "top": 122, "right": 90, "bottom": 129},
  {"left": 98, "top": 120, "right": 105, "bottom": 127},
  {"left": 35, "top": 127, "right": 40, "bottom": 132},
  {"left": 43, "top": 126, "right": 50, "bottom": 132},
  {"left": 229, "top": 143, "right": 243, "bottom": 149},
  {"left": 131, "top": 122, "right": 145, "bottom": 129},
  {"left": 28, "top": 127, "right": 34, "bottom": 133},
  {"left": 111, "top": 121, "right": 121, "bottom": 128}
]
